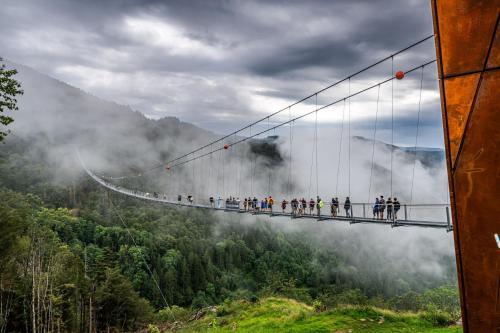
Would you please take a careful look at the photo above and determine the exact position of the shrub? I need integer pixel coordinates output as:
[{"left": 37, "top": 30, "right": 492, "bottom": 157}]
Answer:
[
  {"left": 147, "top": 324, "right": 160, "bottom": 333},
  {"left": 156, "top": 305, "right": 191, "bottom": 322},
  {"left": 334, "top": 289, "right": 368, "bottom": 307},
  {"left": 421, "top": 304, "right": 455, "bottom": 326}
]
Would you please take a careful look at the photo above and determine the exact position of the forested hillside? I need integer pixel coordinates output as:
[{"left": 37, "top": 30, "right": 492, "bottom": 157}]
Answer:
[
  {"left": 1, "top": 135, "right": 460, "bottom": 332},
  {"left": 0, "top": 61, "right": 459, "bottom": 332}
]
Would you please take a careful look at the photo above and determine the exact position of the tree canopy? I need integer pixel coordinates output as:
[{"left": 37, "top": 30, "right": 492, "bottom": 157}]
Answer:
[{"left": 0, "top": 58, "right": 23, "bottom": 142}]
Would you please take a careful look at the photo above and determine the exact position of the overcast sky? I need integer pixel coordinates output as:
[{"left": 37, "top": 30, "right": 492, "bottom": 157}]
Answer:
[{"left": 0, "top": 0, "right": 445, "bottom": 147}]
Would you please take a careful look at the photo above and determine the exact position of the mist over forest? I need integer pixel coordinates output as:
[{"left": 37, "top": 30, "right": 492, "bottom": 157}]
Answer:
[{"left": 0, "top": 59, "right": 458, "bottom": 332}]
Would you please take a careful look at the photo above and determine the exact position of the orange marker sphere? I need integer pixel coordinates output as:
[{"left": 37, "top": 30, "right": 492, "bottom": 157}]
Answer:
[
  {"left": 395, "top": 70, "right": 405, "bottom": 80},
  {"left": 224, "top": 144, "right": 229, "bottom": 150}
]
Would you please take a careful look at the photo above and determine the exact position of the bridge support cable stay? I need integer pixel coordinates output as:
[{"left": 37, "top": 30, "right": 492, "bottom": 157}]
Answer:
[
  {"left": 409, "top": 66, "right": 426, "bottom": 219},
  {"left": 367, "top": 85, "right": 381, "bottom": 203},
  {"left": 77, "top": 149, "right": 452, "bottom": 230},
  {"left": 335, "top": 100, "right": 346, "bottom": 198},
  {"left": 391, "top": 56, "right": 394, "bottom": 200}
]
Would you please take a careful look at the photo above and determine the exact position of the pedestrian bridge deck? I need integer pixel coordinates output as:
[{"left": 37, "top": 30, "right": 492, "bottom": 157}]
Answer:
[{"left": 80, "top": 154, "right": 452, "bottom": 231}]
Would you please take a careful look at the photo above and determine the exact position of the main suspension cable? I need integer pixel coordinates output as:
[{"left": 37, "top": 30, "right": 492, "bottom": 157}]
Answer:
[
  {"left": 165, "top": 61, "right": 436, "bottom": 171},
  {"left": 100, "top": 36, "right": 435, "bottom": 179}
]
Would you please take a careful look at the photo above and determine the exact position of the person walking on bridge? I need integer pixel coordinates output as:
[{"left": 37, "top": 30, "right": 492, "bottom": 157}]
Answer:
[
  {"left": 378, "top": 195, "right": 386, "bottom": 220},
  {"left": 330, "top": 198, "right": 337, "bottom": 217},
  {"left": 344, "top": 197, "right": 351, "bottom": 217},
  {"left": 317, "top": 196, "right": 323, "bottom": 217},
  {"left": 309, "top": 198, "right": 315, "bottom": 215},
  {"left": 281, "top": 199, "right": 288, "bottom": 213},
  {"left": 291, "top": 198, "right": 297, "bottom": 216},
  {"left": 301, "top": 198, "right": 307, "bottom": 215},
  {"left": 268, "top": 196, "right": 274, "bottom": 213},
  {"left": 373, "top": 197, "right": 379, "bottom": 219},
  {"left": 387, "top": 197, "right": 393, "bottom": 221},
  {"left": 393, "top": 198, "right": 401, "bottom": 220}
]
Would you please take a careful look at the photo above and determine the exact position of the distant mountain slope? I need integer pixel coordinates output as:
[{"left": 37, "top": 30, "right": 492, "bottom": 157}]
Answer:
[
  {"left": 3, "top": 60, "right": 217, "bottom": 174},
  {"left": 353, "top": 135, "right": 445, "bottom": 169}
]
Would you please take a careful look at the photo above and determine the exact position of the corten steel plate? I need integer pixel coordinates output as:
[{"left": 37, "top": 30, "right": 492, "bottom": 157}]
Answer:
[{"left": 431, "top": 0, "right": 500, "bottom": 332}]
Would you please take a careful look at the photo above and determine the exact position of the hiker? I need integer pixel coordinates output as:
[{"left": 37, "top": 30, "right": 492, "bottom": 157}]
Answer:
[
  {"left": 316, "top": 196, "right": 323, "bottom": 216},
  {"left": 373, "top": 198, "right": 379, "bottom": 219},
  {"left": 281, "top": 199, "right": 287, "bottom": 213},
  {"left": 243, "top": 198, "right": 248, "bottom": 211},
  {"left": 387, "top": 197, "right": 393, "bottom": 221},
  {"left": 253, "top": 197, "right": 258, "bottom": 211},
  {"left": 309, "top": 198, "right": 315, "bottom": 215},
  {"left": 210, "top": 196, "right": 215, "bottom": 208},
  {"left": 393, "top": 198, "right": 401, "bottom": 220},
  {"left": 301, "top": 198, "right": 307, "bottom": 215},
  {"left": 178, "top": 194, "right": 182, "bottom": 202},
  {"left": 378, "top": 195, "right": 386, "bottom": 220},
  {"left": 217, "top": 196, "right": 223, "bottom": 208},
  {"left": 268, "top": 196, "right": 274, "bottom": 212},
  {"left": 344, "top": 197, "right": 351, "bottom": 217},
  {"left": 331, "top": 198, "right": 338, "bottom": 217}
]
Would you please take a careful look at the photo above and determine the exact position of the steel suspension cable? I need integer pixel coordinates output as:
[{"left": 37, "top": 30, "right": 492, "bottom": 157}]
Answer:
[
  {"left": 237, "top": 140, "right": 242, "bottom": 199},
  {"left": 250, "top": 126, "right": 254, "bottom": 197},
  {"left": 209, "top": 144, "right": 213, "bottom": 196},
  {"left": 367, "top": 85, "right": 381, "bottom": 203},
  {"left": 315, "top": 94, "right": 319, "bottom": 197},
  {"left": 101, "top": 36, "right": 435, "bottom": 180},
  {"left": 222, "top": 144, "right": 226, "bottom": 198},
  {"left": 335, "top": 100, "right": 346, "bottom": 197},
  {"left": 288, "top": 107, "right": 293, "bottom": 199},
  {"left": 308, "top": 119, "right": 315, "bottom": 199},
  {"left": 162, "top": 61, "right": 436, "bottom": 170},
  {"left": 267, "top": 117, "right": 271, "bottom": 196},
  {"left": 390, "top": 56, "right": 394, "bottom": 199},
  {"left": 348, "top": 78, "right": 351, "bottom": 198},
  {"left": 409, "top": 66, "right": 425, "bottom": 210}
]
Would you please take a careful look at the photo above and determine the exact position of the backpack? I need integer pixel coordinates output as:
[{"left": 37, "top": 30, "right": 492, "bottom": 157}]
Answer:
[{"left": 319, "top": 200, "right": 324, "bottom": 208}]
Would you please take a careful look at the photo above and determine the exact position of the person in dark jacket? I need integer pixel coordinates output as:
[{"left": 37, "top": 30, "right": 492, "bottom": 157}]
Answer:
[
  {"left": 373, "top": 197, "right": 379, "bottom": 219},
  {"left": 344, "top": 197, "right": 351, "bottom": 217},
  {"left": 393, "top": 198, "right": 401, "bottom": 220},
  {"left": 387, "top": 197, "right": 393, "bottom": 221},
  {"left": 378, "top": 195, "right": 385, "bottom": 220}
]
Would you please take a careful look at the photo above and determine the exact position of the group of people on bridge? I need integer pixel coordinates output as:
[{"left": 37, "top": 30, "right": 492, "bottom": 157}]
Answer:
[{"left": 200, "top": 194, "right": 403, "bottom": 221}]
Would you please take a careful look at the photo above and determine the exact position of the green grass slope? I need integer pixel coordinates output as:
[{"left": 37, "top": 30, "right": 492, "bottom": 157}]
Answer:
[{"left": 164, "top": 297, "right": 461, "bottom": 333}]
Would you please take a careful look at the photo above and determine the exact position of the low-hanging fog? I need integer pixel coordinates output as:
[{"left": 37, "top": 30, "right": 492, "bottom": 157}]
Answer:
[{"left": 2, "top": 58, "right": 456, "bottom": 293}]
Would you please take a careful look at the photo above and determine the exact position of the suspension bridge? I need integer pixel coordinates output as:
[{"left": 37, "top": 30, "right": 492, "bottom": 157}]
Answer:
[{"left": 79, "top": 35, "right": 453, "bottom": 231}]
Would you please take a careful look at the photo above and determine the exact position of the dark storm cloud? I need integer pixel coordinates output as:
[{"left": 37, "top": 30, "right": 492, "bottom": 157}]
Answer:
[{"left": 0, "top": 0, "right": 441, "bottom": 143}]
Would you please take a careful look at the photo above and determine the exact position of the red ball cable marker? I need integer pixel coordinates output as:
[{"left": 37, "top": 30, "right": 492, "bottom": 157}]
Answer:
[
  {"left": 395, "top": 70, "right": 405, "bottom": 80},
  {"left": 165, "top": 165, "right": 171, "bottom": 171},
  {"left": 224, "top": 144, "right": 229, "bottom": 150}
]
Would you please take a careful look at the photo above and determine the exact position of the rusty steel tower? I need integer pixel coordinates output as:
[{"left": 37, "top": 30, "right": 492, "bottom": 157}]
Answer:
[{"left": 431, "top": 0, "right": 499, "bottom": 331}]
